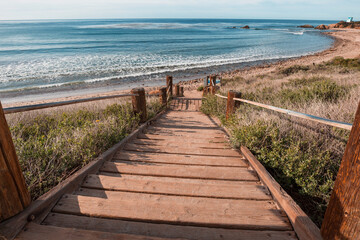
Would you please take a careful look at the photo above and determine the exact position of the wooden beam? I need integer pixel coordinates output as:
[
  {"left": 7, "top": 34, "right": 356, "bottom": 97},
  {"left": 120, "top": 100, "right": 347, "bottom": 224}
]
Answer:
[
  {"left": 0, "top": 102, "right": 30, "bottom": 222},
  {"left": 321, "top": 101, "right": 360, "bottom": 239},
  {"left": 131, "top": 88, "right": 147, "bottom": 123},
  {"left": 241, "top": 146, "right": 322, "bottom": 240},
  {"left": 166, "top": 76, "right": 173, "bottom": 97},
  {"left": 174, "top": 84, "right": 180, "bottom": 97},
  {"left": 226, "top": 90, "right": 241, "bottom": 120},
  {"left": 159, "top": 87, "right": 167, "bottom": 106}
]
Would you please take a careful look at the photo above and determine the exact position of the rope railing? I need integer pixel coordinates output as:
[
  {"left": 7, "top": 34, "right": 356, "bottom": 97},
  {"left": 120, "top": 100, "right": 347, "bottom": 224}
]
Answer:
[
  {"left": 3, "top": 93, "right": 138, "bottom": 114},
  {"left": 215, "top": 94, "right": 353, "bottom": 131}
]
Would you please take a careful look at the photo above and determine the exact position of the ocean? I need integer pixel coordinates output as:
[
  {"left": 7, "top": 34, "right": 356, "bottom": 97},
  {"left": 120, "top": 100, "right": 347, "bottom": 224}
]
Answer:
[{"left": 0, "top": 19, "right": 336, "bottom": 103}]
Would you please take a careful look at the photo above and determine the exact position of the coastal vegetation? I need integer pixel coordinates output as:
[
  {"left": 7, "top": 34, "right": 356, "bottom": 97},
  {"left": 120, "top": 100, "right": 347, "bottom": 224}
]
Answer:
[
  {"left": 201, "top": 57, "right": 360, "bottom": 226},
  {"left": 6, "top": 97, "right": 162, "bottom": 200}
]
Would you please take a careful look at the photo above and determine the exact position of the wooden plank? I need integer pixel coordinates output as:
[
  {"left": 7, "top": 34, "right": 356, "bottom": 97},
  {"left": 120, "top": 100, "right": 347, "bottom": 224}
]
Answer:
[
  {"left": 113, "top": 151, "right": 248, "bottom": 167},
  {"left": 15, "top": 223, "right": 171, "bottom": 240},
  {"left": 0, "top": 102, "right": 31, "bottom": 219},
  {"left": 146, "top": 126, "right": 226, "bottom": 135},
  {"left": 82, "top": 174, "right": 271, "bottom": 200},
  {"left": 100, "top": 162, "right": 258, "bottom": 181},
  {"left": 131, "top": 139, "right": 231, "bottom": 149},
  {"left": 321, "top": 101, "right": 360, "bottom": 239},
  {"left": 0, "top": 109, "right": 167, "bottom": 240},
  {"left": 44, "top": 213, "right": 298, "bottom": 240},
  {"left": 53, "top": 193, "right": 292, "bottom": 230},
  {"left": 241, "top": 146, "right": 321, "bottom": 240},
  {"left": 124, "top": 144, "right": 240, "bottom": 157},
  {"left": 137, "top": 133, "right": 227, "bottom": 142}
]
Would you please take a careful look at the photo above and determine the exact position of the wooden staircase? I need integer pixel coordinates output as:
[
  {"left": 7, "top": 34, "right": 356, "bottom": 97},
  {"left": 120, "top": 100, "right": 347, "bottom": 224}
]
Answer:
[{"left": 15, "top": 98, "right": 297, "bottom": 240}]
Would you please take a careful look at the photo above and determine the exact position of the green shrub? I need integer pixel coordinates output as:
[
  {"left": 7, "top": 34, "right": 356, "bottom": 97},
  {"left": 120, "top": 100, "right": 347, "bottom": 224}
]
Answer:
[
  {"left": 280, "top": 65, "right": 310, "bottom": 76},
  {"left": 197, "top": 86, "right": 204, "bottom": 91},
  {"left": 327, "top": 57, "right": 360, "bottom": 69}
]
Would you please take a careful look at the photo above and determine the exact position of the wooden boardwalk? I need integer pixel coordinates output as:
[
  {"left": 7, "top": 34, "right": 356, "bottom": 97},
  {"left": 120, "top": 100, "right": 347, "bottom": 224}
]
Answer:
[{"left": 15, "top": 98, "right": 297, "bottom": 240}]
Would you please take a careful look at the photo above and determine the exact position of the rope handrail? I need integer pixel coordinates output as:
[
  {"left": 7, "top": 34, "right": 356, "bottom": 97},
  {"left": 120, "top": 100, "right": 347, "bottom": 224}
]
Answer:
[
  {"left": 215, "top": 94, "right": 352, "bottom": 131},
  {"left": 3, "top": 93, "right": 138, "bottom": 114}
]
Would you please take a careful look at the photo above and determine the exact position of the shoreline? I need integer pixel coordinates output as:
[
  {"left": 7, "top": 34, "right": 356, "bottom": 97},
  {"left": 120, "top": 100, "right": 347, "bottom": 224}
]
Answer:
[{"left": 3, "top": 29, "right": 360, "bottom": 108}]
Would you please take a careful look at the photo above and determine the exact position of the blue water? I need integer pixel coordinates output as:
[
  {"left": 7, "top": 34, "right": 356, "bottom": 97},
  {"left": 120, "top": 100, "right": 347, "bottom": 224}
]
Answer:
[{"left": 0, "top": 19, "right": 336, "bottom": 98}]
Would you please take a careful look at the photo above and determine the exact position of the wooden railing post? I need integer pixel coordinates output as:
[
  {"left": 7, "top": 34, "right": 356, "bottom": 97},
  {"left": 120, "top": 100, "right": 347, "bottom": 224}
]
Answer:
[
  {"left": 321, "top": 101, "right": 360, "bottom": 240},
  {"left": 0, "top": 102, "right": 31, "bottom": 222},
  {"left": 226, "top": 90, "right": 241, "bottom": 120},
  {"left": 175, "top": 84, "right": 180, "bottom": 97},
  {"left": 166, "top": 76, "right": 173, "bottom": 98},
  {"left": 159, "top": 87, "right": 167, "bottom": 106},
  {"left": 131, "top": 88, "right": 147, "bottom": 123},
  {"left": 180, "top": 86, "right": 184, "bottom": 97}
]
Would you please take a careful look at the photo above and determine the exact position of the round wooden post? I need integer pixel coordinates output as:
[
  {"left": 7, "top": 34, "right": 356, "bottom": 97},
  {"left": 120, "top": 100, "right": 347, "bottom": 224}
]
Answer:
[
  {"left": 226, "top": 90, "right": 241, "bottom": 120},
  {"left": 159, "top": 87, "right": 167, "bottom": 106},
  {"left": 0, "top": 102, "right": 31, "bottom": 222},
  {"left": 180, "top": 86, "right": 184, "bottom": 97},
  {"left": 166, "top": 76, "right": 173, "bottom": 98},
  {"left": 213, "top": 75, "right": 217, "bottom": 86},
  {"left": 131, "top": 88, "right": 147, "bottom": 122},
  {"left": 175, "top": 84, "right": 180, "bottom": 97},
  {"left": 321, "top": 101, "right": 360, "bottom": 240}
]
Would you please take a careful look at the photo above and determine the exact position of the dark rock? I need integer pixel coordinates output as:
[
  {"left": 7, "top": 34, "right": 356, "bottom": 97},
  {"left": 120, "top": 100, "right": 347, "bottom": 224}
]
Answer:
[
  {"left": 241, "top": 25, "right": 250, "bottom": 29},
  {"left": 315, "top": 24, "right": 330, "bottom": 30},
  {"left": 297, "top": 24, "right": 314, "bottom": 28}
]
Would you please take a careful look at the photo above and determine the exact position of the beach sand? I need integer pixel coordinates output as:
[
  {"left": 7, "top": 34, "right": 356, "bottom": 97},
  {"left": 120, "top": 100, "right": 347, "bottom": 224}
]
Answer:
[{"left": 3, "top": 29, "right": 360, "bottom": 108}]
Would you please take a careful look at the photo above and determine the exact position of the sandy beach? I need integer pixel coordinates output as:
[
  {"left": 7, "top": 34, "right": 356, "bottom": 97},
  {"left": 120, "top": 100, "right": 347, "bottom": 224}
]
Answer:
[{"left": 3, "top": 28, "right": 360, "bottom": 108}]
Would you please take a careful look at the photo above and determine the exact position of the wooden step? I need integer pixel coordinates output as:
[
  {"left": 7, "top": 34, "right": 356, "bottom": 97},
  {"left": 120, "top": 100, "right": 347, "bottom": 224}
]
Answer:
[
  {"left": 15, "top": 223, "right": 171, "bottom": 240},
  {"left": 130, "top": 139, "right": 230, "bottom": 149},
  {"left": 44, "top": 213, "right": 297, "bottom": 240},
  {"left": 137, "top": 133, "right": 227, "bottom": 142},
  {"left": 146, "top": 126, "right": 226, "bottom": 135},
  {"left": 100, "top": 162, "right": 258, "bottom": 181},
  {"left": 82, "top": 174, "right": 271, "bottom": 200},
  {"left": 53, "top": 193, "right": 292, "bottom": 230},
  {"left": 124, "top": 144, "right": 241, "bottom": 157},
  {"left": 113, "top": 151, "right": 248, "bottom": 167}
]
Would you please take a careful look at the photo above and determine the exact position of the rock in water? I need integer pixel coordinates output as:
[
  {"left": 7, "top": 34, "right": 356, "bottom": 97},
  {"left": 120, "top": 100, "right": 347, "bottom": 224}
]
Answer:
[
  {"left": 241, "top": 25, "right": 250, "bottom": 29},
  {"left": 297, "top": 25, "right": 314, "bottom": 28}
]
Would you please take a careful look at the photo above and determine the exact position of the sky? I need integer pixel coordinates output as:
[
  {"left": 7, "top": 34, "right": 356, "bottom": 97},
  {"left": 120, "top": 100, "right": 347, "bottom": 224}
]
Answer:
[{"left": 0, "top": 0, "right": 359, "bottom": 21}]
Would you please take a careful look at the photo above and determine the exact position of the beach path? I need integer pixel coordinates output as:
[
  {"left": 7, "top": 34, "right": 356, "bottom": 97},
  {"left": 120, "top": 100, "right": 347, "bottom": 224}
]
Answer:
[{"left": 15, "top": 97, "right": 297, "bottom": 240}]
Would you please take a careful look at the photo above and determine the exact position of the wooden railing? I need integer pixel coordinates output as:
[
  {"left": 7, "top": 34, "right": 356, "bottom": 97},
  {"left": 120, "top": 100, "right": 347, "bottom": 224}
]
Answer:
[
  {"left": 0, "top": 76, "right": 183, "bottom": 224},
  {"left": 211, "top": 89, "right": 360, "bottom": 240}
]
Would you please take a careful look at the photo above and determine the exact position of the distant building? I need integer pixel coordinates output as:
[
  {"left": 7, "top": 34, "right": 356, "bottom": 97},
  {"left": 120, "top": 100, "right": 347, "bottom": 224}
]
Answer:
[{"left": 346, "top": 17, "right": 354, "bottom": 23}]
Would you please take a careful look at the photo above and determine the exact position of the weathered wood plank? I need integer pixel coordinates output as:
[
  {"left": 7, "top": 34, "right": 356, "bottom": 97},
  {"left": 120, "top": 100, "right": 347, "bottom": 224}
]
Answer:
[
  {"left": 44, "top": 213, "right": 298, "bottom": 240},
  {"left": 124, "top": 144, "right": 241, "bottom": 157},
  {"left": 100, "top": 162, "right": 258, "bottom": 181},
  {"left": 113, "top": 151, "right": 248, "bottom": 167},
  {"left": 15, "top": 223, "right": 171, "bottom": 240},
  {"left": 0, "top": 102, "right": 31, "bottom": 221},
  {"left": 82, "top": 174, "right": 271, "bottom": 200},
  {"left": 0, "top": 149, "right": 24, "bottom": 221},
  {"left": 53, "top": 193, "right": 292, "bottom": 230},
  {"left": 321, "top": 101, "right": 360, "bottom": 239},
  {"left": 146, "top": 126, "right": 225, "bottom": 135},
  {"left": 241, "top": 146, "right": 321, "bottom": 240},
  {"left": 130, "top": 139, "right": 230, "bottom": 149},
  {"left": 136, "top": 133, "right": 227, "bottom": 142}
]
